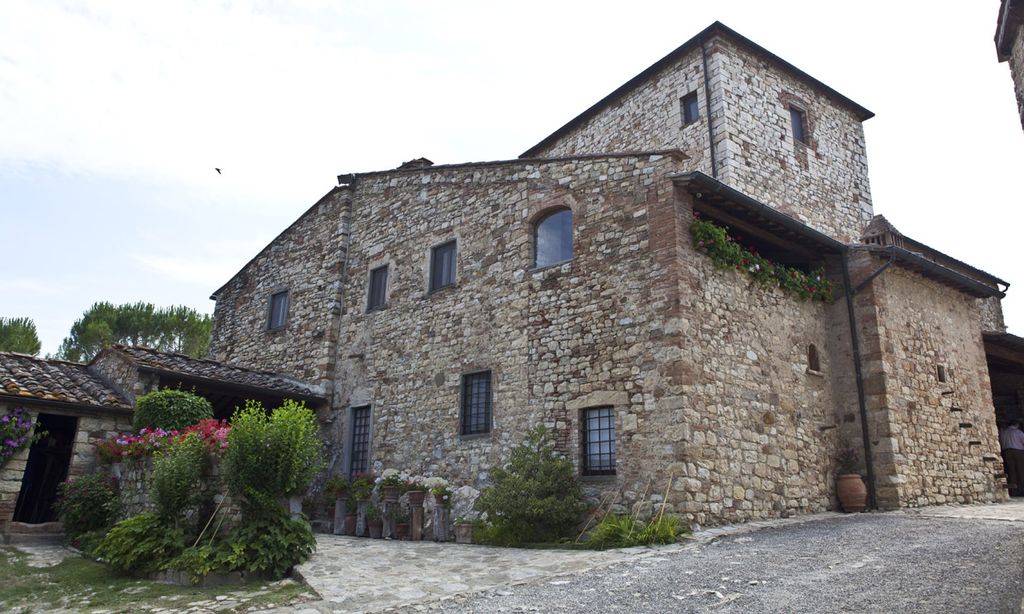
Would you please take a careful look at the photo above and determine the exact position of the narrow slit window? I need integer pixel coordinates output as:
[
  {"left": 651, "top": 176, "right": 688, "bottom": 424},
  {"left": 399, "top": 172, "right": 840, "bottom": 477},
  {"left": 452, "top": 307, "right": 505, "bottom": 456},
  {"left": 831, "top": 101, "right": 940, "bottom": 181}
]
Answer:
[
  {"left": 790, "top": 107, "right": 807, "bottom": 143},
  {"left": 808, "top": 344, "right": 821, "bottom": 372},
  {"left": 268, "top": 290, "right": 289, "bottom": 330},
  {"left": 581, "top": 406, "right": 616, "bottom": 476},
  {"left": 681, "top": 91, "right": 700, "bottom": 126},
  {"left": 349, "top": 405, "right": 371, "bottom": 478},
  {"left": 461, "top": 371, "right": 492, "bottom": 435},
  {"left": 430, "top": 240, "right": 457, "bottom": 292},
  {"left": 937, "top": 365, "right": 947, "bottom": 383},
  {"left": 367, "top": 265, "right": 388, "bottom": 311}
]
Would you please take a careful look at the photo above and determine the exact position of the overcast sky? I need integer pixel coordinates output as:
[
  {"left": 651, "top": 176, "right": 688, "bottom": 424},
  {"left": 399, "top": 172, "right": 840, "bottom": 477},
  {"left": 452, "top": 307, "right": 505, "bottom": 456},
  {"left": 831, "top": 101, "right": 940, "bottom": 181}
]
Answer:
[{"left": 2, "top": 1, "right": 1022, "bottom": 357}]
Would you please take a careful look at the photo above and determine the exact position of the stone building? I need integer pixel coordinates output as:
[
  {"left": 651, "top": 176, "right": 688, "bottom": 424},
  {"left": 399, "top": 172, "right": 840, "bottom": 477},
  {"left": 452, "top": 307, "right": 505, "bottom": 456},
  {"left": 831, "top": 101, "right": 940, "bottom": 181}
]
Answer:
[
  {"left": 137, "top": 22, "right": 1010, "bottom": 526},
  {"left": 997, "top": 0, "right": 1024, "bottom": 129},
  {"left": 0, "top": 346, "right": 320, "bottom": 536}
]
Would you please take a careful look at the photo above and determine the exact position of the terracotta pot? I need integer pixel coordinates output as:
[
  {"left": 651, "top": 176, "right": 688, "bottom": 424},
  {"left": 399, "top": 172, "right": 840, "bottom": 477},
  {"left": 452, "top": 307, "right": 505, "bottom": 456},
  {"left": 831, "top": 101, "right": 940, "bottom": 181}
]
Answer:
[
  {"left": 368, "top": 519, "right": 383, "bottom": 539},
  {"left": 454, "top": 523, "right": 473, "bottom": 544},
  {"left": 406, "top": 490, "right": 426, "bottom": 506},
  {"left": 395, "top": 522, "right": 410, "bottom": 540},
  {"left": 382, "top": 486, "right": 400, "bottom": 503},
  {"left": 344, "top": 514, "right": 357, "bottom": 535},
  {"left": 837, "top": 474, "right": 867, "bottom": 512}
]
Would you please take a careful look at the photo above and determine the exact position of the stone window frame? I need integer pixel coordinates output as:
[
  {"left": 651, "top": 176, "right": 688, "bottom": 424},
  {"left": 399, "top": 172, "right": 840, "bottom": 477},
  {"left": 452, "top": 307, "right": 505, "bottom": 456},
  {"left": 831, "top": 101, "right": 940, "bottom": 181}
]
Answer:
[
  {"left": 778, "top": 92, "right": 816, "bottom": 152},
  {"left": 459, "top": 369, "right": 493, "bottom": 438},
  {"left": 580, "top": 406, "right": 617, "bottom": 477},
  {"left": 937, "top": 365, "right": 949, "bottom": 383},
  {"left": 806, "top": 343, "right": 823, "bottom": 376},
  {"left": 532, "top": 206, "right": 574, "bottom": 270},
  {"left": 344, "top": 404, "right": 373, "bottom": 479},
  {"left": 426, "top": 238, "right": 458, "bottom": 294},
  {"left": 680, "top": 90, "right": 700, "bottom": 127},
  {"left": 266, "top": 288, "right": 290, "bottom": 332},
  {"left": 365, "top": 261, "right": 392, "bottom": 313}
]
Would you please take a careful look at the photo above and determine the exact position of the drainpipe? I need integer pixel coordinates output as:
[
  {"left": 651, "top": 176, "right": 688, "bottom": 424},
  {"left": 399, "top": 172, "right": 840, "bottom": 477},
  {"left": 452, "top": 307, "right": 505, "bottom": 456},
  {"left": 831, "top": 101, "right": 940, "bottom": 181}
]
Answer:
[
  {"left": 841, "top": 249, "right": 879, "bottom": 510},
  {"left": 700, "top": 39, "right": 718, "bottom": 179}
]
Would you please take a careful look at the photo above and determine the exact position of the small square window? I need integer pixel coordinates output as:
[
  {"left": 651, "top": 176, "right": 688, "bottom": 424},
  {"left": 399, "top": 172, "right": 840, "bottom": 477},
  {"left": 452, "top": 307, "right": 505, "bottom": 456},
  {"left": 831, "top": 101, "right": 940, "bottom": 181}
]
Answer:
[
  {"left": 681, "top": 92, "right": 700, "bottom": 126},
  {"left": 430, "top": 240, "right": 457, "bottom": 292},
  {"left": 581, "top": 407, "right": 616, "bottom": 476},
  {"left": 790, "top": 107, "right": 807, "bottom": 143},
  {"left": 367, "top": 265, "right": 388, "bottom": 312},
  {"left": 268, "top": 290, "right": 289, "bottom": 330},
  {"left": 461, "top": 371, "right": 492, "bottom": 435}
]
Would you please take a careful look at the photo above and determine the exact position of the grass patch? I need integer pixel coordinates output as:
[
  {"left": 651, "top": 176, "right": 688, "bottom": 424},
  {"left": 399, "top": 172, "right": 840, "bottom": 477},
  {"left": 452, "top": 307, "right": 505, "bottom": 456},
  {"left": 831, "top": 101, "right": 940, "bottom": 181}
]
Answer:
[{"left": 0, "top": 547, "right": 315, "bottom": 613}]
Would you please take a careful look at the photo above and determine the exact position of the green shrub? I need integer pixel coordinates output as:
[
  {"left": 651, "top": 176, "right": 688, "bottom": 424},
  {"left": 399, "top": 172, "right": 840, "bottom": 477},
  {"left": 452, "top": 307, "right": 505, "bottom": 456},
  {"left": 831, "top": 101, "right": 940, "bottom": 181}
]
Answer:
[
  {"left": 133, "top": 389, "right": 213, "bottom": 432},
  {"left": 56, "top": 473, "right": 120, "bottom": 538},
  {"left": 214, "top": 507, "right": 315, "bottom": 579},
  {"left": 94, "top": 513, "right": 186, "bottom": 575},
  {"left": 223, "top": 399, "right": 323, "bottom": 516},
  {"left": 149, "top": 433, "right": 208, "bottom": 525},
  {"left": 474, "top": 426, "right": 584, "bottom": 545},
  {"left": 586, "top": 513, "right": 683, "bottom": 549}
]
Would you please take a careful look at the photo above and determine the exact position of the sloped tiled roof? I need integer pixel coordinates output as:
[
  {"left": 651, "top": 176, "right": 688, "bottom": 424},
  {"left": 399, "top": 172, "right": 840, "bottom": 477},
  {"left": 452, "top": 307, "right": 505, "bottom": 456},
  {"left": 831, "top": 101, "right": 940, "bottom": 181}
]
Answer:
[
  {"left": 0, "top": 352, "right": 132, "bottom": 409},
  {"left": 105, "top": 345, "right": 323, "bottom": 400}
]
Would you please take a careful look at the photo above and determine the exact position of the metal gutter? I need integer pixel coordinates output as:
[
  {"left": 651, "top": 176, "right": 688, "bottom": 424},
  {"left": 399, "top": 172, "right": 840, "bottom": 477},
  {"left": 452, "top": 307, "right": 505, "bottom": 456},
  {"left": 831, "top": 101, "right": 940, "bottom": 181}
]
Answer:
[{"left": 841, "top": 251, "right": 878, "bottom": 510}]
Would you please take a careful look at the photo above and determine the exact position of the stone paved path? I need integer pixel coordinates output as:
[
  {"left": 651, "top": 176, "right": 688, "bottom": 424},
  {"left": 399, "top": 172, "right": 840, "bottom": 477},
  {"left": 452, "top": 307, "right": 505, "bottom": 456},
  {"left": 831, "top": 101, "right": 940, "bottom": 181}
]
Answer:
[{"left": 907, "top": 496, "right": 1024, "bottom": 522}]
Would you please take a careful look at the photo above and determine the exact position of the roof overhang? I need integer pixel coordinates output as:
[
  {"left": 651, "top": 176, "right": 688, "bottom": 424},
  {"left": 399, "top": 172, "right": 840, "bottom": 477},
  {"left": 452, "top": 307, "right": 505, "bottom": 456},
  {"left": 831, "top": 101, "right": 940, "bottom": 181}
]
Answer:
[
  {"left": 984, "top": 331, "right": 1024, "bottom": 370},
  {"left": 137, "top": 366, "right": 327, "bottom": 405},
  {"left": 860, "top": 246, "right": 1005, "bottom": 299},
  {"left": 673, "top": 171, "right": 846, "bottom": 257},
  {"left": 0, "top": 394, "right": 133, "bottom": 417}
]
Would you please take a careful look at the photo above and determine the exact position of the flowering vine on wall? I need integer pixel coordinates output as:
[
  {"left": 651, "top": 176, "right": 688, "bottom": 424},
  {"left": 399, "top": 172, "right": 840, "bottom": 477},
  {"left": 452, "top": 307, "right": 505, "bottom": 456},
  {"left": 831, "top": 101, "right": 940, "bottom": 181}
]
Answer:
[
  {"left": 690, "top": 214, "right": 834, "bottom": 302},
  {"left": 0, "top": 407, "right": 44, "bottom": 465}
]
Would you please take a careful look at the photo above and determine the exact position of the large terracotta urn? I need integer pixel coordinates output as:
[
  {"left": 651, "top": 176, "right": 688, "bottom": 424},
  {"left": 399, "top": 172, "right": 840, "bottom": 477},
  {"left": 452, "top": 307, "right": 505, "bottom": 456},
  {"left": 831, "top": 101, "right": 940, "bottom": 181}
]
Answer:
[{"left": 837, "top": 474, "right": 867, "bottom": 512}]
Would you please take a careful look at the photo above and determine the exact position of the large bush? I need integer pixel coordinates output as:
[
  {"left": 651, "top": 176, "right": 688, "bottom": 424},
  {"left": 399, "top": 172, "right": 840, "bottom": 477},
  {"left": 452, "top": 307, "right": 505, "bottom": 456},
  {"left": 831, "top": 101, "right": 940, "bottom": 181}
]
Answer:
[
  {"left": 56, "top": 473, "right": 120, "bottom": 538},
  {"left": 133, "top": 389, "right": 213, "bottom": 432},
  {"left": 150, "top": 433, "right": 208, "bottom": 526},
  {"left": 474, "top": 426, "right": 584, "bottom": 545},
  {"left": 94, "top": 512, "right": 187, "bottom": 575},
  {"left": 223, "top": 399, "right": 323, "bottom": 515}
]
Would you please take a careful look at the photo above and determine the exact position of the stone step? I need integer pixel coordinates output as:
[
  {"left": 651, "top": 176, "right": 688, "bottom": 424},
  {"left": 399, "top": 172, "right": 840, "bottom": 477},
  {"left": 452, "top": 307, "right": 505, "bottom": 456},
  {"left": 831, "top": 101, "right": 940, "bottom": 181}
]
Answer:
[{"left": 2, "top": 521, "right": 65, "bottom": 546}]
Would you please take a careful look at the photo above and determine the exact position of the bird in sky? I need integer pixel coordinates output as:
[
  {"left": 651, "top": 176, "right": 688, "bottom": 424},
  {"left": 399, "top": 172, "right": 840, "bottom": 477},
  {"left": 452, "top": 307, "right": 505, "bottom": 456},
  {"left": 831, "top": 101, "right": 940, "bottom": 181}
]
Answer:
[{"left": 215, "top": 168, "right": 222, "bottom": 174}]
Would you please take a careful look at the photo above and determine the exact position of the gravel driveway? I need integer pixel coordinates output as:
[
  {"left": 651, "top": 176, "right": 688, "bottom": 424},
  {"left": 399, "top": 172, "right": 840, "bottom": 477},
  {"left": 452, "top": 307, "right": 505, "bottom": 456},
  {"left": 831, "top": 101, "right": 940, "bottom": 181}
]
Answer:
[{"left": 424, "top": 513, "right": 1024, "bottom": 614}]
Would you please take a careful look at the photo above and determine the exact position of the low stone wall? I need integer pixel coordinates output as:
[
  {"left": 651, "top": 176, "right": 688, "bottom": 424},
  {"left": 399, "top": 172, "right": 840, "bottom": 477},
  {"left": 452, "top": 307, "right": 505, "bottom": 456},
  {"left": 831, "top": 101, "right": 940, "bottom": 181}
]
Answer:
[{"left": 113, "top": 457, "right": 243, "bottom": 533}]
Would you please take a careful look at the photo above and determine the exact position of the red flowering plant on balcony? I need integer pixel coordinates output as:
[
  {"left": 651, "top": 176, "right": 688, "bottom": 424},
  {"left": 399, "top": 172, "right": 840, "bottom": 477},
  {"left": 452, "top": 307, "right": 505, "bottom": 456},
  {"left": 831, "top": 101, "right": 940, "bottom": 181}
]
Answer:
[
  {"left": 690, "top": 214, "right": 834, "bottom": 302},
  {"left": 177, "top": 419, "right": 231, "bottom": 455}
]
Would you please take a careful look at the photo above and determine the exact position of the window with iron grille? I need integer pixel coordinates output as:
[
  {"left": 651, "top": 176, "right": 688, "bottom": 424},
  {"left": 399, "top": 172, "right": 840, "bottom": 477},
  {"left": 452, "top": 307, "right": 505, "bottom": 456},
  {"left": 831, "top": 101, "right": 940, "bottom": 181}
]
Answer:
[
  {"left": 790, "top": 107, "right": 807, "bottom": 143},
  {"left": 581, "top": 406, "right": 616, "bottom": 476},
  {"left": 430, "top": 240, "right": 457, "bottom": 292},
  {"left": 461, "top": 371, "right": 491, "bottom": 435},
  {"left": 367, "top": 265, "right": 388, "bottom": 312},
  {"left": 349, "top": 405, "right": 371, "bottom": 478},
  {"left": 268, "top": 290, "right": 289, "bottom": 330},
  {"left": 681, "top": 91, "right": 700, "bottom": 126}
]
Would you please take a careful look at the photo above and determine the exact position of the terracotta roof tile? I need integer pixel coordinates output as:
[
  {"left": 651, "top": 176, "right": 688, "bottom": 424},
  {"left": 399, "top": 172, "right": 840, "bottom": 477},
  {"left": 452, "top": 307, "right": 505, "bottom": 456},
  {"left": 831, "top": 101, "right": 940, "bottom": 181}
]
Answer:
[
  {"left": 107, "top": 345, "right": 322, "bottom": 399},
  {"left": 0, "top": 353, "right": 132, "bottom": 409}
]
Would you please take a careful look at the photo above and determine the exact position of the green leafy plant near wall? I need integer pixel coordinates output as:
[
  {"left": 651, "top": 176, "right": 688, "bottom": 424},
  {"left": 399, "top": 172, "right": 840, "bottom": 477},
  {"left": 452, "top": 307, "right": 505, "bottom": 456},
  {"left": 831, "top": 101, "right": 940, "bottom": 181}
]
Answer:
[
  {"left": 56, "top": 473, "right": 121, "bottom": 539},
  {"left": 133, "top": 389, "right": 213, "bottom": 432},
  {"left": 150, "top": 433, "right": 209, "bottom": 528},
  {"left": 690, "top": 215, "right": 834, "bottom": 302}
]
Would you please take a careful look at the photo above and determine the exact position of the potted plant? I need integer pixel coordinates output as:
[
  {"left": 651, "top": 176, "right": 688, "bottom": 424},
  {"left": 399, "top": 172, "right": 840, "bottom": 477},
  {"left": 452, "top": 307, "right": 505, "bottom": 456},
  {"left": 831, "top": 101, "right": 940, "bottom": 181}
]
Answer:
[
  {"left": 395, "top": 510, "right": 410, "bottom": 540},
  {"left": 367, "top": 504, "right": 384, "bottom": 538},
  {"left": 835, "top": 446, "right": 867, "bottom": 513},
  {"left": 378, "top": 469, "right": 405, "bottom": 503},
  {"left": 453, "top": 516, "right": 474, "bottom": 544},
  {"left": 351, "top": 473, "right": 375, "bottom": 536},
  {"left": 325, "top": 475, "right": 351, "bottom": 535}
]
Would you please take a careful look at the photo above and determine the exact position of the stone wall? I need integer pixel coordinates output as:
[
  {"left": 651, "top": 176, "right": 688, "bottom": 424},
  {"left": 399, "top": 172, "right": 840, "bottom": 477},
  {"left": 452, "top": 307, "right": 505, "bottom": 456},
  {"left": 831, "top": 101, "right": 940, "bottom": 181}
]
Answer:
[
  {"left": 850, "top": 251, "right": 1005, "bottom": 508},
  {"left": 531, "top": 34, "right": 873, "bottom": 243},
  {"left": 115, "top": 457, "right": 242, "bottom": 531},
  {"left": 1009, "top": 21, "right": 1024, "bottom": 130},
  {"left": 88, "top": 350, "right": 159, "bottom": 405},
  {"left": 209, "top": 187, "right": 351, "bottom": 388},
  {"left": 322, "top": 154, "right": 855, "bottom": 527}
]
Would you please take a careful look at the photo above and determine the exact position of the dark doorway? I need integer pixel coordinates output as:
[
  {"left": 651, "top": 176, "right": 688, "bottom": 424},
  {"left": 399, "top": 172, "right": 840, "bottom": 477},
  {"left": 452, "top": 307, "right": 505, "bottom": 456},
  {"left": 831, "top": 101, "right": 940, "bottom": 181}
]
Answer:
[{"left": 13, "top": 414, "right": 78, "bottom": 524}]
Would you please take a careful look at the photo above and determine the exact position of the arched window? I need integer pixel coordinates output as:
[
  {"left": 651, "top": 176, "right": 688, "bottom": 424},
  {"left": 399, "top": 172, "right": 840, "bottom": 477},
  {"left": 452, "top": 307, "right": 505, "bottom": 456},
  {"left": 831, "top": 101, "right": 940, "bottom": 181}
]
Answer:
[{"left": 534, "top": 208, "right": 573, "bottom": 268}]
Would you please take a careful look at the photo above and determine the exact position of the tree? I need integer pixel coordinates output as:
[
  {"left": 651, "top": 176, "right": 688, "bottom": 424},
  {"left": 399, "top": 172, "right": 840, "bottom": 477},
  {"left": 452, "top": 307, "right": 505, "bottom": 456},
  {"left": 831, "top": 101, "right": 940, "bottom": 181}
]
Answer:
[
  {"left": 0, "top": 317, "right": 42, "bottom": 356},
  {"left": 56, "top": 302, "right": 213, "bottom": 362}
]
